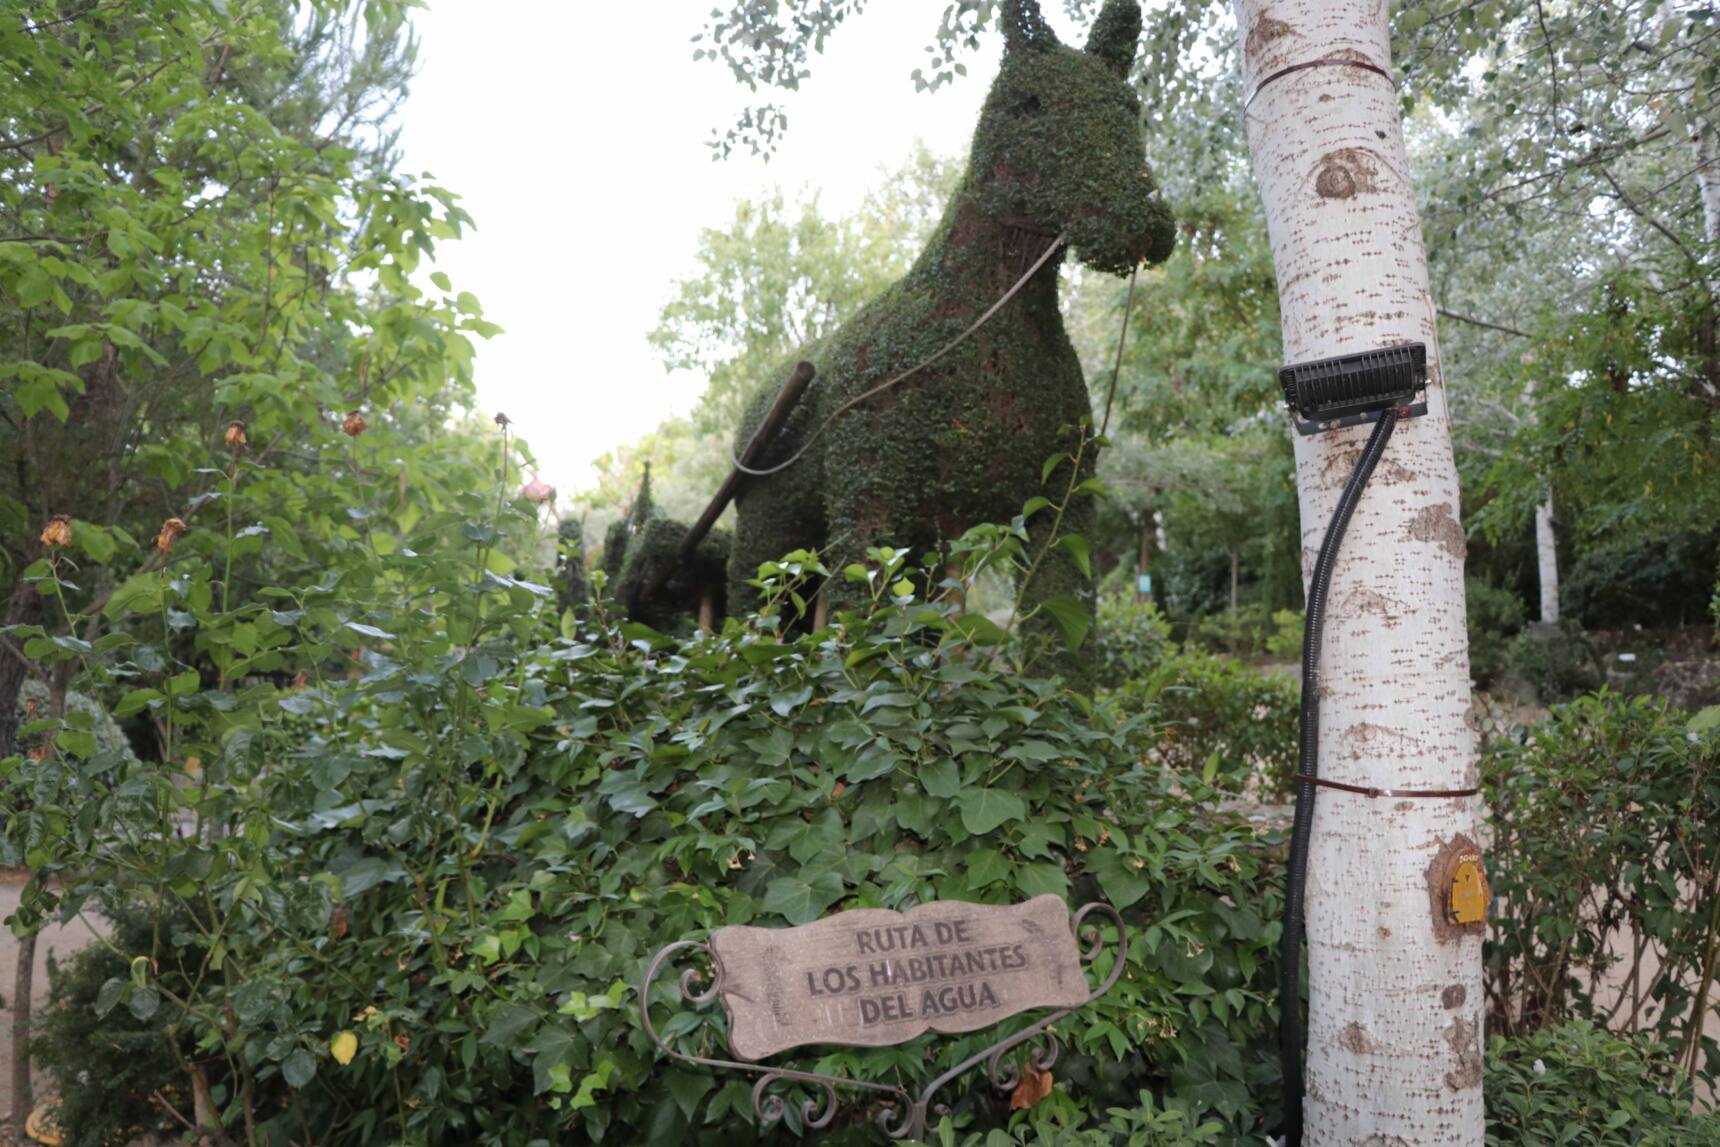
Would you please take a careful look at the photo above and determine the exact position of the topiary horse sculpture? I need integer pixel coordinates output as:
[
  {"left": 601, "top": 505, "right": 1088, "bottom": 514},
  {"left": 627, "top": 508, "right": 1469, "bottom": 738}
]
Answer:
[{"left": 725, "top": 0, "right": 1175, "bottom": 656}]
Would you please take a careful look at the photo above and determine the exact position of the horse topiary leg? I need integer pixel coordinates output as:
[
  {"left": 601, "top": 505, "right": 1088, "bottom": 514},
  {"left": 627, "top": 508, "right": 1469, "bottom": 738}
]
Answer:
[{"left": 728, "top": 485, "right": 825, "bottom": 618}]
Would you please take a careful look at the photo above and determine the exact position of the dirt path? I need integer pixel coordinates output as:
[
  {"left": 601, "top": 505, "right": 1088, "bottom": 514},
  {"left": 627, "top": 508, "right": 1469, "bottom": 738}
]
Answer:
[{"left": 0, "top": 873, "right": 102, "bottom": 1136}]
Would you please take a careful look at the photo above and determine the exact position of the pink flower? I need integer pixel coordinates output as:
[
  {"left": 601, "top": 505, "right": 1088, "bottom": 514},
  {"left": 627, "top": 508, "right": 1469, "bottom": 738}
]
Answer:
[{"left": 520, "top": 472, "right": 555, "bottom": 503}]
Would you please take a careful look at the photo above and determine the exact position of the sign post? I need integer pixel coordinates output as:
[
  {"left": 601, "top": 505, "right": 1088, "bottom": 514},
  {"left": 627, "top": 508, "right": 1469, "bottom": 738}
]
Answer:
[{"left": 639, "top": 897, "right": 1124, "bottom": 1140}]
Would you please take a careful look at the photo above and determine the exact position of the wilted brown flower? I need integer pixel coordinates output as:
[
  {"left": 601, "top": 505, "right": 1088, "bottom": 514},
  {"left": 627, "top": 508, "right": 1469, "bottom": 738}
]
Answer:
[
  {"left": 493, "top": 411, "right": 511, "bottom": 428},
  {"left": 342, "top": 411, "right": 367, "bottom": 437},
  {"left": 40, "top": 515, "right": 72, "bottom": 549},
  {"left": 156, "top": 516, "right": 188, "bottom": 553},
  {"left": 224, "top": 421, "right": 248, "bottom": 449}
]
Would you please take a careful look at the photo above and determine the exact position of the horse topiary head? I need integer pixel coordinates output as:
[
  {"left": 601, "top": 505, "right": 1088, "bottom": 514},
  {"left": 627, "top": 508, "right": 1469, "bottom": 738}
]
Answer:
[{"left": 970, "top": 0, "right": 1175, "bottom": 275}]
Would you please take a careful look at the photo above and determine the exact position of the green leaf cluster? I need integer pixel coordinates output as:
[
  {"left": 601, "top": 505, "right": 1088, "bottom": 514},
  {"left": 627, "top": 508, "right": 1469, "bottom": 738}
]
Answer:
[
  {"left": 1483, "top": 692, "right": 1720, "bottom": 1077},
  {"left": 4, "top": 411, "right": 1283, "bottom": 1145}
]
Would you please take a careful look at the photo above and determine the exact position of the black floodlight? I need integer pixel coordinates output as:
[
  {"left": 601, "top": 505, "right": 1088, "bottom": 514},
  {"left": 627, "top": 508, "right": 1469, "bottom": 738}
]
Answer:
[{"left": 1279, "top": 342, "right": 1427, "bottom": 435}]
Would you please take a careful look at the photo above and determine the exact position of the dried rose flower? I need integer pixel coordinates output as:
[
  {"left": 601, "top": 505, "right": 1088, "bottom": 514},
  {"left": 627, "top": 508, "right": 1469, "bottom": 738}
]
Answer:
[
  {"left": 40, "top": 515, "right": 72, "bottom": 548},
  {"left": 156, "top": 516, "right": 188, "bottom": 553},
  {"left": 224, "top": 421, "right": 248, "bottom": 448},
  {"left": 342, "top": 411, "right": 367, "bottom": 437}
]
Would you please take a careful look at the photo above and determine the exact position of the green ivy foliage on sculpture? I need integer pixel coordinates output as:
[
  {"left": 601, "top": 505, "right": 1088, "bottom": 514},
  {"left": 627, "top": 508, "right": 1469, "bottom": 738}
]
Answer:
[{"left": 719, "top": 0, "right": 1173, "bottom": 670}]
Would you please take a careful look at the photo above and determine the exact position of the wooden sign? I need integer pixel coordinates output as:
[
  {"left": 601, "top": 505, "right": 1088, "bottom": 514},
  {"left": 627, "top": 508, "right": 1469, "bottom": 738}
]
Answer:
[{"left": 708, "top": 895, "right": 1090, "bottom": 1061}]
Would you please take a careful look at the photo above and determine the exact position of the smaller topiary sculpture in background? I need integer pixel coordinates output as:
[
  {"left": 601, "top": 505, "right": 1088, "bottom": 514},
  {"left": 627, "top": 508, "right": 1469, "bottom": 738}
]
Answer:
[{"left": 601, "top": 463, "right": 731, "bottom": 629}]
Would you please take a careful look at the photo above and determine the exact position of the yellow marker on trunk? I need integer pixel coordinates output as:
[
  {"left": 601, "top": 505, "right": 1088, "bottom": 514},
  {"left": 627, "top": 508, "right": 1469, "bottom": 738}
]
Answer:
[{"left": 1448, "top": 854, "right": 1488, "bottom": 926}]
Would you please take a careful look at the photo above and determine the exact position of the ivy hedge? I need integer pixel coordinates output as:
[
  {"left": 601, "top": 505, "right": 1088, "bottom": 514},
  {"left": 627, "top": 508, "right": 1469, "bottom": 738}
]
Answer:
[{"left": 5, "top": 517, "right": 1281, "bottom": 1145}]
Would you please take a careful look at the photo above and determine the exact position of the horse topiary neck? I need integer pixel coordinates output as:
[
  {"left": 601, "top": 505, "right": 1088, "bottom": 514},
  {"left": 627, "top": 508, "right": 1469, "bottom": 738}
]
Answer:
[{"left": 905, "top": 175, "right": 1066, "bottom": 306}]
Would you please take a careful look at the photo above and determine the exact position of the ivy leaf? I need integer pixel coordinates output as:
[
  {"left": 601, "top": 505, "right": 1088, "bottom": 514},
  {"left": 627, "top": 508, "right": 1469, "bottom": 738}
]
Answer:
[
  {"left": 1039, "top": 594, "right": 1091, "bottom": 651},
  {"left": 965, "top": 848, "right": 1011, "bottom": 890},
  {"left": 958, "top": 788, "right": 1027, "bottom": 835},
  {"left": 761, "top": 871, "right": 846, "bottom": 924},
  {"left": 1055, "top": 534, "right": 1091, "bottom": 577},
  {"left": 945, "top": 614, "right": 1007, "bottom": 645},
  {"left": 1014, "top": 862, "right": 1070, "bottom": 900},
  {"left": 664, "top": 1069, "right": 715, "bottom": 1120},
  {"left": 598, "top": 772, "right": 659, "bottom": 818},
  {"left": 1088, "top": 850, "right": 1153, "bottom": 910},
  {"left": 921, "top": 758, "right": 961, "bottom": 799},
  {"left": 1001, "top": 740, "right": 1061, "bottom": 763},
  {"left": 570, "top": 1058, "right": 617, "bottom": 1111}
]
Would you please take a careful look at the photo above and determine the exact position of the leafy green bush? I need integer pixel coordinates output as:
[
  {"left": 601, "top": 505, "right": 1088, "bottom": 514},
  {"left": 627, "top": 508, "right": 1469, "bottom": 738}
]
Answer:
[
  {"left": 941, "top": 1091, "right": 1225, "bottom": 1146},
  {"left": 29, "top": 911, "right": 193, "bottom": 1147},
  {"left": 1504, "top": 621, "right": 1604, "bottom": 702},
  {"left": 1485, "top": 1022, "right": 1720, "bottom": 1145},
  {"left": 1263, "top": 610, "right": 1301, "bottom": 664},
  {"left": 1187, "top": 606, "right": 1271, "bottom": 660},
  {"left": 1484, "top": 692, "right": 1720, "bottom": 1077},
  {"left": 1561, "top": 530, "right": 1720, "bottom": 631},
  {"left": 1093, "top": 596, "right": 1173, "bottom": 688},
  {"left": 1466, "top": 577, "right": 1527, "bottom": 688},
  {"left": 1111, "top": 649, "right": 1299, "bottom": 799},
  {"left": 5, "top": 502, "right": 1284, "bottom": 1146}
]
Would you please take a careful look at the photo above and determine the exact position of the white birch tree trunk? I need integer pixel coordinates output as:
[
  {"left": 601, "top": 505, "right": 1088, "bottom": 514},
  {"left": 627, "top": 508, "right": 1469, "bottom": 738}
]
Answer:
[
  {"left": 1534, "top": 493, "right": 1559, "bottom": 625},
  {"left": 1232, "top": 2, "right": 1484, "bottom": 1142},
  {"left": 1691, "top": 114, "right": 1720, "bottom": 253}
]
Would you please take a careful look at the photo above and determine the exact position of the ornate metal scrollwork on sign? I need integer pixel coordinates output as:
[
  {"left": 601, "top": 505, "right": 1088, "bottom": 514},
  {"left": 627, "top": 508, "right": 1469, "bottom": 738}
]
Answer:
[{"left": 638, "top": 899, "right": 1127, "bottom": 1141}]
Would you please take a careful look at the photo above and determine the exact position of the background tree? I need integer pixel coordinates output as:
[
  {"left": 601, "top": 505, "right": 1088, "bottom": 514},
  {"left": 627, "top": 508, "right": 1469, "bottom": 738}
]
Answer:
[
  {"left": 576, "top": 150, "right": 960, "bottom": 555},
  {"left": 0, "top": 1, "right": 499, "bottom": 1128}
]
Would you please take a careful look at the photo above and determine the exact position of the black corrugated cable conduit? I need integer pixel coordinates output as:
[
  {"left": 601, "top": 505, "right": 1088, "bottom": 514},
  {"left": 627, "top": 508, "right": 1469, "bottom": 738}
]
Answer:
[{"left": 1277, "top": 407, "right": 1400, "bottom": 1146}]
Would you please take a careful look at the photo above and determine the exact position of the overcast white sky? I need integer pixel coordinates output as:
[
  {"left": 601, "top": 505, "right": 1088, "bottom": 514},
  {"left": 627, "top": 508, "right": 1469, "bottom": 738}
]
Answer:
[{"left": 395, "top": 1, "right": 1086, "bottom": 497}]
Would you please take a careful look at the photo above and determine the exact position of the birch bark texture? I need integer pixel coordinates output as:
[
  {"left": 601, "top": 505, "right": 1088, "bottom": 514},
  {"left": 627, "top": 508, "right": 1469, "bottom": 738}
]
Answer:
[
  {"left": 1231, "top": 2, "right": 1485, "bottom": 1143},
  {"left": 1534, "top": 494, "right": 1559, "bottom": 625}
]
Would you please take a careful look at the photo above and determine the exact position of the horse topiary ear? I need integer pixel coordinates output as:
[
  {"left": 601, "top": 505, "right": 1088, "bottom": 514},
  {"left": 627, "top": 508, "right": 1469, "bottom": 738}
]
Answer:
[
  {"left": 1083, "top": 0, "right": 1141, "bottom": 76},
  {"left": 1001, "top": 0, "right": 1056, "bottom": 53}
]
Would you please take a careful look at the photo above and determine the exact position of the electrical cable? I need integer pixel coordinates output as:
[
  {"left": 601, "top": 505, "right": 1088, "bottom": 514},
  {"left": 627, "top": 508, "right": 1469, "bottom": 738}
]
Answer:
[
  {"left": 1277, "top": 407, "right": 1400, "bottom": 1147},
  {"left": 1099, "top": 263, "right": 1138, "bottom": 440}
]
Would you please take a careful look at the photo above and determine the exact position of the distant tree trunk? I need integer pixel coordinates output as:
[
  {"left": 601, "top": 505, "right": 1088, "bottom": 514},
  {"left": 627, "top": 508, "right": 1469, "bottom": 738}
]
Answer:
[
  {"left": 9, "top": 663, "right": 66, "bottom": 1134},
  {"left": 1534, "top": 493, "right": 1559, "bottom": 625},
  {"left": 1692, "top": 114, "right": 1720, "bottom": 251},
  {"left": 1136, "top": 517, "right": 1151, "bottom": 603},
  {"left": 1, "top": 583, "right": 40, "bottom": 1138},
  {"left": 1229, "top": 547, "right": 1240, "bottom": 613},
  {"left": 1233, "top": 1, "right": 1484, "bottom": 1142},
  {"left": 1693, "top": 113, "right": 1720, "bottom": 397}
]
